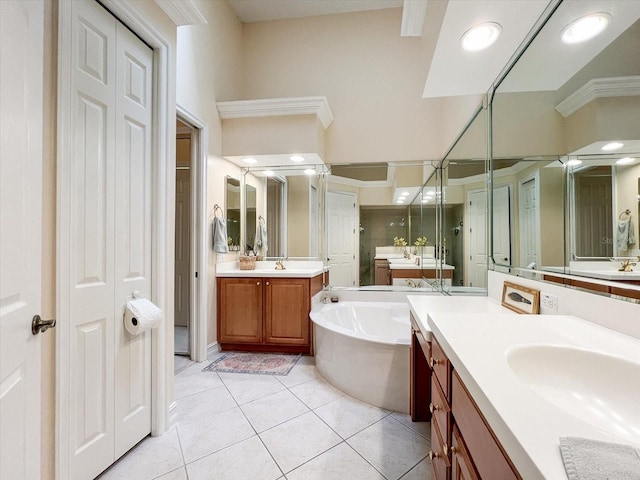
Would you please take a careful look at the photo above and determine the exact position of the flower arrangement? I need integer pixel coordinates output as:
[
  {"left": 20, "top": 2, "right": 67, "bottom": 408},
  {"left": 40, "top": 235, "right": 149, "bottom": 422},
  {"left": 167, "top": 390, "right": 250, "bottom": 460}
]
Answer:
[
  {"left": 414, "top": 236, "right": 428, "bottom": 247},
  {"left": 393, "top": 236, "right": 407, "bottom": 247}
]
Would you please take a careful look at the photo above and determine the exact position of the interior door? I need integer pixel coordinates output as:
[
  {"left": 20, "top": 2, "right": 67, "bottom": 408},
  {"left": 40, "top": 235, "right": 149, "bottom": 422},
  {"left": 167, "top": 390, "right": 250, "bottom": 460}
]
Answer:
[
  {"left": 493, "top": 185, "right": 512, "bottom": 266},
  {"left": 327, "top": 191, "right": 357, "bottom": 287},
  {"left": 467, "top": 190, "right": 487, "bottom": 288},
  {"left": 58, "top": 1, "right": 153, "bottom": 477},
  {"left": 0, "top": 2, "right": 44, "bottom": 479},
  {"left": 519, "top": 177, "right": 538, "bottom": 268},
  {"left": 174, "top": 167, "right": 191, "bottom": 351}
]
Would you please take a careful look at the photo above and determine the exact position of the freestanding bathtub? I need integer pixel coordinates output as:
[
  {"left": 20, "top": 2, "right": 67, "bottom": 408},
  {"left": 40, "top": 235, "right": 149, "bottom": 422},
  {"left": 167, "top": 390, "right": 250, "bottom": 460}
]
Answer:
[{"left": 310, "top": 301, "right": 410, "bottom": 413}]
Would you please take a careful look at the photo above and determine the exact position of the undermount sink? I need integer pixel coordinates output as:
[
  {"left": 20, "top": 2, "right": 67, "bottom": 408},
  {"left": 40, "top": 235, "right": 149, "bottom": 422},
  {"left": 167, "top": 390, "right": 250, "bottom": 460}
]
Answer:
[
  {"left": 506, "top": 345, "right": 640, "bottom": 443},
  {"left": 387, "top": 258, "right": 416, "bottom": 264}
]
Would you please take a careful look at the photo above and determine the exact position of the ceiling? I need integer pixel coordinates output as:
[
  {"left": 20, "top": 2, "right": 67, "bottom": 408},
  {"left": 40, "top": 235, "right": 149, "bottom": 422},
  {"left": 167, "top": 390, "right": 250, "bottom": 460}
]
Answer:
[{"left": 226, "top": 0, "right": 403, "bottom": 23}]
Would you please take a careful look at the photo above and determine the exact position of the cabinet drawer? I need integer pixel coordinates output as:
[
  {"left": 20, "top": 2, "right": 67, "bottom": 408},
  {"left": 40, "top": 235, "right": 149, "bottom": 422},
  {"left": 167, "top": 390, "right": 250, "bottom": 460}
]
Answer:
[
  {"left": 431, "top": 373, "right": 450, "bottom": 446},
  {"left": 430, "top": 412, "right": 451, "bottom": 480},
  {"left": 452, "top": 424, "right": 479, "bottom": 480},
  {"left": 431, "top": 338, "right": 451, "bottom": 401},
  {"left": 410, "top": 313, "right": 431, "bottom": 360},
  {"left": 452, "top": 371, "right": 519, "bottom": 480}
]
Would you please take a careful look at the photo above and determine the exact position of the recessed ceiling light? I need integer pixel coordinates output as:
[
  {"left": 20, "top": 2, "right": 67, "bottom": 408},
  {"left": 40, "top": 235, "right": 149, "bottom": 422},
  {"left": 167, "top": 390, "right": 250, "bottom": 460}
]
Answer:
[
  {"left": 601, "top": 142, "right": 624, "bottom": 151},
  {"left": 561, "top": 13, "right": 610, "bottom": 45},
  {"left": 461, "top": 22, "right": 502, "bottom": 52},
  {"left": 566, "top": 159, "right": 582, "bottom": 167},
  {"left": 264, "top": 170, "right": 274, "bottom": 176},
  {"left": 396, "top": 200, "right": 405, "bottom": 204},
  {"left": 401, "top": 191, "right": 410, "bottom": 196},
  {"left": 290, "top": 155, "right": 305, "bottom": 162},
  {"left": 243, "top": 157, "right": 257, "bottom": 164},
  {"left": 304, "top": 168, "right": 316, "bottom": 175},
  {"left": 616, "top": 157, "right": 635, "bottom": 165},
  {"left": 422, "top": 199, "right": 430, "bottom": 203}
]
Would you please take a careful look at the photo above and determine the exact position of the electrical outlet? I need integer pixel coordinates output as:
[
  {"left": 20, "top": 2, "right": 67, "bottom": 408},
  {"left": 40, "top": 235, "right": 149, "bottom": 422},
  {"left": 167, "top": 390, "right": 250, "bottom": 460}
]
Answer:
[{"left": 540, "top": 293, "right": 558, "bottom": 313}]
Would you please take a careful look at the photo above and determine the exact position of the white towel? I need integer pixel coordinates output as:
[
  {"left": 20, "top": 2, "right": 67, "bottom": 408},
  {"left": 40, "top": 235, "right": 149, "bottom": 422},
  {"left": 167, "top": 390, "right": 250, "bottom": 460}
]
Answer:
[
  {"left": 560, "top": 437, "right": 640, "bottom": 480},
  {"left": 254, "top": 222, "right": 268, "bottom": 256},
  {"left": 213, "top": 217, "right": 229, "bottom": 253},
  {"left": 616, "top": 220, "right": 636, "bottom": 251}
]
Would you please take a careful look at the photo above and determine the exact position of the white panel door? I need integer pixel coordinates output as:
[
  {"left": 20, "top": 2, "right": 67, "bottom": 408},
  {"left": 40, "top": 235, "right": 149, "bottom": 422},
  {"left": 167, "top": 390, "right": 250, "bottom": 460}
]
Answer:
[
  {"left": 327, "top": 191, "right": 357, "bottom": 287},
  {"left": 493, "top": 185, "right": 512, "bottom": 266},
  {"left": 519, "top": 178, "right": 538, "bottom": 268},
  {"left": 59, "top": 1, "right": 153, "bottom": 477},
  {"left": 114, "top": 21, "right": 153, "bottom": 459},
  {"left": 174, "top": 168, "right": 191, "bottom": 332},
  {"left": 467, "top": 190, "right": 487, "bottom": 288},
  {"left": 64, "top": 2, "right": 117, "bottom": 477},
  {"left": 0, "top": 2, "right": 43, "bottom": 479}
]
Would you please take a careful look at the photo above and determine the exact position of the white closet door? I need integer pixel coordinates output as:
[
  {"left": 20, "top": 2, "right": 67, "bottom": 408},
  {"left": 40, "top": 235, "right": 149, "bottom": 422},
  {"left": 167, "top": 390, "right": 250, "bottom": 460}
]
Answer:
[
  {"left": 0, "top": 2, "right": 43, "bottom": 479},
  {"left": 113, "top": 21, "right": 153, "bottom": 458},
  {"left": 64, "top": 2, "right": 117, "bottom": 478},
  {"left": 59, "top": 1, "right": 153, "bottom": 477}
]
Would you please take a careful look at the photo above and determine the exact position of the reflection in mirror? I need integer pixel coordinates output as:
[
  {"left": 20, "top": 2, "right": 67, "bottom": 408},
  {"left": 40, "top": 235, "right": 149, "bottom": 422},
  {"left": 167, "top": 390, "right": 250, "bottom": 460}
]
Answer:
[
  {"left": 225, "top": 176, "right": 240, "bottom": 250},
  {"left": 242, "top": 164, "right": 328, "bottom": 261},
  {"left": 437, "top": 104, "right": 488, "bottom": 293},
  {"left": 490, "top": 0, "right": 640, "bottom": 300},
  {"left": 245, "top": 183, "right": 256, "bottom": 253}
]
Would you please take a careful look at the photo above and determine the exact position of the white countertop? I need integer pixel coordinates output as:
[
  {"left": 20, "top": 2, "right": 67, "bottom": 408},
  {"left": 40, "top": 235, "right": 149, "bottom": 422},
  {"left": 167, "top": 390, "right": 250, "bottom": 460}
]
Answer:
[
  {"left": 407, "top": 296, "right": 513, "bottom": 340},
  {"left": 216, "top": 260, "right": 325, "bottom": 278},
  {"left": 389, "top": 261, "right": 455, "bottom": 271},
  {"left": 427, "top": 312, "right": 640, "bottom": 480}
]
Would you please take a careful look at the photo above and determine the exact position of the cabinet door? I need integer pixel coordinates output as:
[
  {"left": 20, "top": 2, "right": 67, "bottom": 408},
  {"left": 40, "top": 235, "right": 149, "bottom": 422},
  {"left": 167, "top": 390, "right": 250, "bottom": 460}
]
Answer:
[
  {"left": 217, "top": 278, "right": 263, "bottom": 344},
  {"left": 452, "top": 425, "right": 479, "bottom": 480},
  {"left": 374, "top": 260, "right": 390, "bottom": 285},
  {"left": 264, "top": 278, "right": 310, "bottom": 345}
]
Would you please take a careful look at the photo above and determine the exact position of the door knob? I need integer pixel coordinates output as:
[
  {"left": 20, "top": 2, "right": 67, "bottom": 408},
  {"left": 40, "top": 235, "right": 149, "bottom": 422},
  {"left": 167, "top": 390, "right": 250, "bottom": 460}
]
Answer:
[{"left": 32, "top": 315, "right": 56, "bottom": 335}]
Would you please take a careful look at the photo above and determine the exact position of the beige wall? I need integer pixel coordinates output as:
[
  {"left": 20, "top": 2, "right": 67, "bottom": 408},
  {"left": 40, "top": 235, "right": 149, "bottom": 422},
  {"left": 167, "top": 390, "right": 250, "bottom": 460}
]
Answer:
[
  {"left": 176, "top": 0, "right": 245, "bottom": 346},
  {"left": 287, "top": 176, "right": 311, "bottom": 257},
  {"left": 616, "top": 162, "right": 640, "bottom": 254},
  {"left": 240, "top": 6, "right": 471, "bottom": 163}
]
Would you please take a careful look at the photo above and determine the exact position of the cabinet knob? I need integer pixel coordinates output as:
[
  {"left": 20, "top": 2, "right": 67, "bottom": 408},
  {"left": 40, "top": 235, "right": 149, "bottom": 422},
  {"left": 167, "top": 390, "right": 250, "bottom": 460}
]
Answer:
[
  {"left": 429, "top": 402, "right": 439, "bottom": 414},
  {"left": 443, "top": 444, "right": 449, "bottom": 456},
  {"left": 429, "top": 357, "right": 440, "bottom": 368},
  {"left": 257, "top": 281, "right": 261, "bottom": 286},
  {"left": 266, "top": 281, "right": 270, "bottom": 286},
  {"left": 428, "top": 450, "right": 439, "bottom": 460}
]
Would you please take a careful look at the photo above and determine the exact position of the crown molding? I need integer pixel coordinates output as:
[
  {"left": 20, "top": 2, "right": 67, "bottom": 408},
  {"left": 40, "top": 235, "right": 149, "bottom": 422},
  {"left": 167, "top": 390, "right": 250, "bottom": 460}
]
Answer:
[
  {"left": 155, "top": 0, "right": 207, "bottom": 26},
  {"left": 555, "top": 75, "right": 640, "bottom": 118},
  {"left": 401, "top": 0, "right": 428, "bottom": 37},
  {"left": 217, "top": 97, "right": 334, "bottom": 129}
]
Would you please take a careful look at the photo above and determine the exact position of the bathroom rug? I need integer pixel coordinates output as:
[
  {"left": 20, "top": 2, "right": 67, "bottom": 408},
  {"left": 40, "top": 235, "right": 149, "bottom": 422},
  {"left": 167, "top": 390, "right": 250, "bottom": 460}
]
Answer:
[{"left": 202, "top": 352, "right": 301, "bottom": 375}]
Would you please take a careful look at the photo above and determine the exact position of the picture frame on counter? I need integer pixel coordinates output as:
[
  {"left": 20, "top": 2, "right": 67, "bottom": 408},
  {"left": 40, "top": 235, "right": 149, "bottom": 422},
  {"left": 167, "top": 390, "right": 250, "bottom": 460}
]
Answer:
[{"left": 501, "top": 281, "right": 540, "bottom": 314}]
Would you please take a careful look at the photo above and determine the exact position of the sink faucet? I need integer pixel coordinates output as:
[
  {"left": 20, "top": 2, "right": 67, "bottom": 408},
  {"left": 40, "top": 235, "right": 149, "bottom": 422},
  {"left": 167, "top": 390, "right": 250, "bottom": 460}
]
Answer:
[
  {"left": 403, "top": 250, "right": 411, "bottom": 259},
  {"left": 275, "top": 258, "right": 286, "bottom": 270}
]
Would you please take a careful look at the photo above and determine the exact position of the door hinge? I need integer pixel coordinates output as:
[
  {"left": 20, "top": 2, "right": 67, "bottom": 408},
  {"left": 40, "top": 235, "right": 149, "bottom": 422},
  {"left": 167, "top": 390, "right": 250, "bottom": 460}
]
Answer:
[
  {"left": 353, "top": 254, "right": 355, "bottom": 259},
  {"left": 470, "top": 255, "right": 472, "bottom": 260}
]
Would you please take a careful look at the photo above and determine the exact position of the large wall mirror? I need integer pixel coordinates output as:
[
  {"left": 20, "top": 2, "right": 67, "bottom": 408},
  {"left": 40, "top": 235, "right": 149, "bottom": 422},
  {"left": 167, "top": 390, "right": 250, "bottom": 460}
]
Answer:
[
  {"left": 491, "top": 0, "right": 640, "bottom": 299},
  {"left": 437, "top": 103, "right": 488, "bottom": 293},
  {"left": 241, "top": 165, "right": 328, "bottom": 260},
  {"left": 225, "top": 176, "right": 241, "bottom": 250}
]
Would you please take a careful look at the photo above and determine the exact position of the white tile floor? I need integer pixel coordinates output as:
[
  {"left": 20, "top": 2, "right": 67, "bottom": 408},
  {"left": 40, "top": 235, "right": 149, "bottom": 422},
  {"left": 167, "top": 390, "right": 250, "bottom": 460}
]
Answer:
[{"left": 97, "top": 352, "right": 432, "bottom": 480}]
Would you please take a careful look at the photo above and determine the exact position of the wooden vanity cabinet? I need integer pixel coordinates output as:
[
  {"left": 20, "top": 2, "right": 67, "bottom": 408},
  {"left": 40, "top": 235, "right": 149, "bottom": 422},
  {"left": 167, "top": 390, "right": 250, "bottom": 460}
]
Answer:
[
  {"left": 429, "top": 335, "right": 522, "bottom": 480},
  {"left": 410, "top": 312, "right": 431, "bottom": 421},
  {"left": 374, "top": 259, "right": 390, "bottom": 285},
  {"left": 217, "top": 274, "right": 322, "bottom": 354}
]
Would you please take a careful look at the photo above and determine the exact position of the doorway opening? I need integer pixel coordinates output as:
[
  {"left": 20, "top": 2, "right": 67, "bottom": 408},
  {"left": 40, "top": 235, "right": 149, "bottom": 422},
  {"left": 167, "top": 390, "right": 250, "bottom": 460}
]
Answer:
[{"left": 174, "top": 111, "right": 208, "bottom": 365}]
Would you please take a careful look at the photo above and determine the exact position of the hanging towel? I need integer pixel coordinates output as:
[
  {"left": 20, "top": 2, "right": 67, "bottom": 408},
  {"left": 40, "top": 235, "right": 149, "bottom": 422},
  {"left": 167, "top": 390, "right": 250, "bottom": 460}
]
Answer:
[
  {"left": 559, "top": 437, "right": 640, "bottom": 480},
  {"left": 254, "top": 222, "right": 268, "bottom": 256},
  {"left": 213, "top": 216, "right": 229, "bottom": 253},
  {"left": 616, "top": 220, "right": 636, "bottom": 251}
]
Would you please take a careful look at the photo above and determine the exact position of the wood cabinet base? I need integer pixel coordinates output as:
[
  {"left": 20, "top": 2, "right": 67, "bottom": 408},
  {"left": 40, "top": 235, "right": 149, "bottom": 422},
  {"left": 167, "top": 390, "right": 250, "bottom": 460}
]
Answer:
[{"left": 218, "top": 342, "right": 311, "bottom": 354}]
